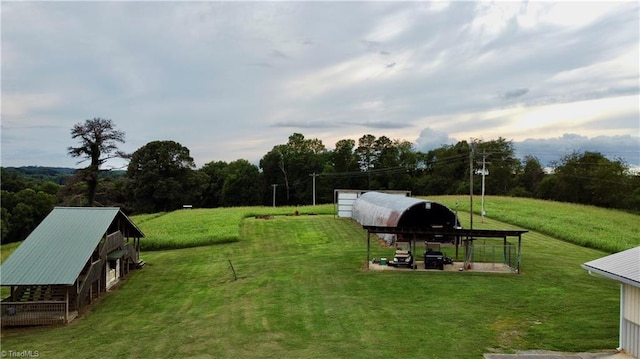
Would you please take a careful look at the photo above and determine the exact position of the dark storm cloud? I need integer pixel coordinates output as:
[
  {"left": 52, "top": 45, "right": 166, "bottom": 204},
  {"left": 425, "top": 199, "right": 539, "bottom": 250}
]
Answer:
[
  {"left": 514, "top": 134, "right": 640, "bottom": 167},
  {"left": 502, "top": 88, "right": 529, "bottom": 100},
  {"left": 358, "top": 121, "right": 410, "bottom": 129}
]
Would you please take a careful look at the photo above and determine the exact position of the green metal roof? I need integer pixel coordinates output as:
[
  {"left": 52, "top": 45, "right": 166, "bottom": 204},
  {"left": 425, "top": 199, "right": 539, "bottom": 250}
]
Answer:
[
  {"left": 0, "top": 207, "right": 145, "bottom": 286},
  {"left": 107, "top": 249, "right": 127, "bottom": 260}
]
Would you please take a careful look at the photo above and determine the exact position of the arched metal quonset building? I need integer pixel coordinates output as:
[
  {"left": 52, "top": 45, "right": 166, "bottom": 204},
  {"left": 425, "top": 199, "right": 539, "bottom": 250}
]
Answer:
[{"left": 351, "top": 191, "right": 460, "bottom": 245}]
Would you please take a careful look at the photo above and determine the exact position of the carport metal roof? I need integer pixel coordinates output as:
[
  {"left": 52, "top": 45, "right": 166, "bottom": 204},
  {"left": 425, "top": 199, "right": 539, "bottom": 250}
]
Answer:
[{"left": 352, "top": 191, "right": 460, "bottom": 228}]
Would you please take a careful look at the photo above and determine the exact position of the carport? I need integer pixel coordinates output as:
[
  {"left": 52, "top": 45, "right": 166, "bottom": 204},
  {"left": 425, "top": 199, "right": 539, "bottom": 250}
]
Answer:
[
  {"left": 363, "top": 226, "right": 528, "bottom": 273},
  {"left": 351, "top": 192, "right": 527, "bottom": 273}
]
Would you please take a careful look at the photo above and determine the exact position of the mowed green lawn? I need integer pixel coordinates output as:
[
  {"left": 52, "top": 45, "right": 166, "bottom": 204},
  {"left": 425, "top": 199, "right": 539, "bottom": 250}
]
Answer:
[{"left": 1, "top": 198, "right": 631, "bottom": 358}]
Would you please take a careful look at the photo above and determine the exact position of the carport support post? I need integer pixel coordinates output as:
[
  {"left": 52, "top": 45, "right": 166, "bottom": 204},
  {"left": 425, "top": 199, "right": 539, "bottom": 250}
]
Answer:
[
  {"left": 503, "top": 236, "right": 507, "bottom": 265},
  {"left": 412, "top": 234, "right": 416, "bottom": 270},
  {"left": 517, "top": 234, "right": 522, "bottom": 274},
  {"left": 367, "top": 232, "right": 371, "bottom": 270},
  {"left": 464, "top": 236, "right": 472, "bottom": 270}
]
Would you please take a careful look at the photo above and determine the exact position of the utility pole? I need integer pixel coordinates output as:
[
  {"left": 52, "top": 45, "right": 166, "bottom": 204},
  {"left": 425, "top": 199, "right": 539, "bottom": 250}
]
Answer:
[
  {"left": 469, "top": 145, "right": 474, "bottom": 230},
  {"left": 481, "top": 149, "right": 486, "bottom": 223},
  {"left": 271, "top": 184, "right": 278, "bottom": 207},
  {"left": 309, "top": 172, "right": 318, "bottom": 206}
]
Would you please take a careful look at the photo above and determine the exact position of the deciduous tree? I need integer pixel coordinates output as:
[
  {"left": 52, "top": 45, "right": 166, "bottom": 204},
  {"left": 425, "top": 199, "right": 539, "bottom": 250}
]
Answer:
[
  {"left": 220, "top": 159, "right": 263, "bottom": 207},
  {"left": 127, "top": 140, "right": 200, "bottom": 213},
  {"left": 68, "top": 118, "right": 127, "bottom": 206},
  {"left": 260, "top": 133, "right": 327, "bottom": 205}
]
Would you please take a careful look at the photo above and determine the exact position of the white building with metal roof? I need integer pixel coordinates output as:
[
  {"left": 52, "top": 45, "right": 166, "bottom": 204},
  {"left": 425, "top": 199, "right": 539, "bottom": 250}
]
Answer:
[{"left": 582, "top": 247, "right": 640, "bottom": 358}]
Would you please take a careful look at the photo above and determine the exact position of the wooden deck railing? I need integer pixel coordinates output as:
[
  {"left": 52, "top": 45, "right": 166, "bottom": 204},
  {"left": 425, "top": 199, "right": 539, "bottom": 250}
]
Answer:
[
  {"left": 125, "top": 243, "right": 138, "bottom": 262},
  {"left": 100, "top": 231, "right": 124, "bottom": 257},
  {"left": 77, "top": 258, "right": 103, "bottom": 308},
  {"left": 1, "top": 301, "right": 67, "bottom": 326}
]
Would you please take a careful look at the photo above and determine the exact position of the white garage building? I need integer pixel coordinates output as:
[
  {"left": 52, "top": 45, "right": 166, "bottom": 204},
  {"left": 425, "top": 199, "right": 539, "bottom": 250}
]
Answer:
[{"left": 582, "top": 246, "right": 640, "bottom": 358}]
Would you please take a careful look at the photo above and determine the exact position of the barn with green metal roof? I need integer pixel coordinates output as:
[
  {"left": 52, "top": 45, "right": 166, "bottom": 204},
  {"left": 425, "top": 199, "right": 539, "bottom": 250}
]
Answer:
[{"left": 0, "top": 207, "right": 145, "bottom": 326}]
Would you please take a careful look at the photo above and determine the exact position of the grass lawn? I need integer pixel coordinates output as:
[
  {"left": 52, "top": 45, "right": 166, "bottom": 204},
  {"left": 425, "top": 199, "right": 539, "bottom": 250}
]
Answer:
[{"left": 0, "top": 211, "right": 621, "bottom": 358}]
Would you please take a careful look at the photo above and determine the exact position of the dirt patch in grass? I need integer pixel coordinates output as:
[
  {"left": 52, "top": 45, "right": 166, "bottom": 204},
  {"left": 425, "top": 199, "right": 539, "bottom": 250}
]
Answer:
[{"left": 490, "top": 316, "right": 527, "bottom": 350}]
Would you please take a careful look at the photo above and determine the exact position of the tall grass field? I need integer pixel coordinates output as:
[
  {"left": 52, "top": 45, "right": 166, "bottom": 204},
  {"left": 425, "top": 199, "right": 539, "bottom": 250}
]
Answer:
[
  {"left": 429, "top": 196, "right": 639, "bottom": 253},
  {"left": 0, "top": 196, "right": 637, "bottom": 358}
]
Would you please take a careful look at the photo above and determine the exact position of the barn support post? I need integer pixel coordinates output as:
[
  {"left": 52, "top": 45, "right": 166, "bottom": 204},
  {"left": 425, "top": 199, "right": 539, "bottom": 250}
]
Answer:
[{"left": 65, "top": 288, "right": 69, "bottom": 323}]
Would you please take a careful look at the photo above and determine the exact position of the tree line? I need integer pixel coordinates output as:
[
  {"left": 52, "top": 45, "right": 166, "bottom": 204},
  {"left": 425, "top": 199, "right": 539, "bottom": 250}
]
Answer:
[{"left": 2, "top": 118, "right": 638, "bottom": 243}]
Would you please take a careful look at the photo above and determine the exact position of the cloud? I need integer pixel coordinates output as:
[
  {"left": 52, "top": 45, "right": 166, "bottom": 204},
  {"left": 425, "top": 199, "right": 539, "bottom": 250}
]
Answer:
[
  {"left": 270, "top": 49, "right": 289, "bottom": 59},
  {"left": 1, "top": 1, "right": 638, "bottom": 169},
  {"left": 358, "top": 121, "right": 409, "bottom": 129},
  {"left": 414, "top": 128, "right": 457, "bottom": 152},
  {"left": 502, "top": 88, "right": 529, "bottom": 100},
  {"left": 2, "top": 93, "right": 64, "bottom": 118},
  {"left": 271, "top": 120, "right": 339, "bottom": 129}
]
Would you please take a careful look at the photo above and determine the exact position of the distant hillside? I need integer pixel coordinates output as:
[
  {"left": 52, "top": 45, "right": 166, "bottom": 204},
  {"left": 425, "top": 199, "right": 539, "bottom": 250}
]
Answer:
[{"left": 3, "top": 166, "right": 125, "bottom": 184}]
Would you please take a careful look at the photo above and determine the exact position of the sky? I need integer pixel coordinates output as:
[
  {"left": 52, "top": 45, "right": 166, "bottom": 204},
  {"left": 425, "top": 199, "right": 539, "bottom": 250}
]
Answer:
[{"left": 2, "top": 1, "right": 639, "bottom": 170}]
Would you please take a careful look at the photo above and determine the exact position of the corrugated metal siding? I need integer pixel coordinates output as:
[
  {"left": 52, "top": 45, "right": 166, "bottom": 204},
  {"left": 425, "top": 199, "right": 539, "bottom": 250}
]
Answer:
[
  {"left": 622, "top": 317, "right": 639, "bottom": 358},
  {"left": 352, "top": 192, "right": 428, "bottom": 227},
  {"left": 624, "top": 284, "right": 640, "bottom": 325},
  {"left": 0, "top": 207, "right": 122, "bottom": 285},
  {"left": 622, "top": 284, "right": 640, "bottom": 358},
  {"left": 337, "top": 192, "right": 360, "bottom": 218},
  {"left": 352, "top": 192, "right": 459, "bottom": 228},
  {"left": 351, "top": 191, "right": 460, "bottom": 245},
  {"left": 620, "top": 284, "right": 640, "bottom": 358}
]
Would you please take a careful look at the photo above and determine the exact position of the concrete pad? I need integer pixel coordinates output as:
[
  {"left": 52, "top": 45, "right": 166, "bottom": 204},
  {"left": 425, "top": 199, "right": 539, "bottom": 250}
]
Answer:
[{"left": 368, "top": 260, "right": 514, "bottom": 273}]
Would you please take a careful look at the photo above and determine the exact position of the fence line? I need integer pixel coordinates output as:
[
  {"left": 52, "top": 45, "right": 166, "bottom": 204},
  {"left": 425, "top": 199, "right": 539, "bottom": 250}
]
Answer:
[{"left": 1, "top": 300, "right": 67, "bottom": 326}]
